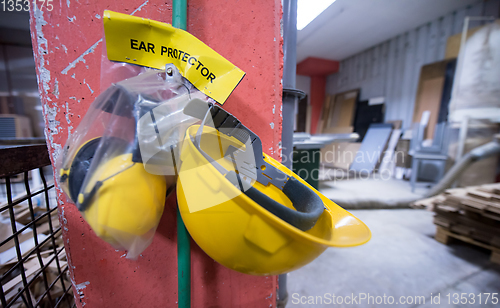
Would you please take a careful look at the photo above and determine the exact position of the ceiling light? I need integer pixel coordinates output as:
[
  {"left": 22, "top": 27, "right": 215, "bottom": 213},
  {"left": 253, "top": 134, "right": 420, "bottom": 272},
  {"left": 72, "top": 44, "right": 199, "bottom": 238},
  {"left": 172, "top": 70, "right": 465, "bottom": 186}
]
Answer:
[{"left": 297, "top": 0, "right": 337, "bottom": 31}]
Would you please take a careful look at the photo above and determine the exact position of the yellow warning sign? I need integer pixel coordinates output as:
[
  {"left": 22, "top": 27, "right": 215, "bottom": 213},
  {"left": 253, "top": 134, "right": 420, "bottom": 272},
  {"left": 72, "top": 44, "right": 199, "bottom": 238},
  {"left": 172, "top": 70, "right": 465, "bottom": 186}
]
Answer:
[{"left": 103, "top": 10, "right": 245, "bottom": 104}]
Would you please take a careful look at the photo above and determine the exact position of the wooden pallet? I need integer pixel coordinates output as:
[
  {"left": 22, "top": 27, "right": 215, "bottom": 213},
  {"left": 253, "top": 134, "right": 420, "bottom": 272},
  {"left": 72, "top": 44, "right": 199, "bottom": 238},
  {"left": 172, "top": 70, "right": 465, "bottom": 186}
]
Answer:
[{"left": 435, "top": 226, "right": 500, "bottom": 265}]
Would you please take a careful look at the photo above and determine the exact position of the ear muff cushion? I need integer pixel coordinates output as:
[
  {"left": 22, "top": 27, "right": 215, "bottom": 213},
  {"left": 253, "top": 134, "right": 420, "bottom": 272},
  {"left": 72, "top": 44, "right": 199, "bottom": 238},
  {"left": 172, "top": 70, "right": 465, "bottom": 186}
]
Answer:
[
  {"left": 67, "top": 138, "right": 101, "bottom": 202},
  {"left": 67, "top": 137, "right": 129, "bottom": 203}
]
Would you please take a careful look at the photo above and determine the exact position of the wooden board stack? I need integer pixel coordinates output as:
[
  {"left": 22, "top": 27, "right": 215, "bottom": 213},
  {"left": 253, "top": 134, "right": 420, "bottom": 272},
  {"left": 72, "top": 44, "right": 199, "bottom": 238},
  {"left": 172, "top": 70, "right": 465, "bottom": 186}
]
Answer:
[
  {"left": 412, "top": 183, "right": 500, "bottom": 264},
  {"left": 0, "top": 192, "right": 73, "bottom": 307}
]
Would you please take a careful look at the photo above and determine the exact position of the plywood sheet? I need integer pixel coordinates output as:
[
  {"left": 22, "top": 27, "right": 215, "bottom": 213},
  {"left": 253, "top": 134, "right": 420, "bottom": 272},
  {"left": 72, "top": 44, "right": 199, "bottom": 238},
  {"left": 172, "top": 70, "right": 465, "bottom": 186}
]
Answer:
[
  {"left": 317, "top": 95, "right": 333, "bottom": 134},
  {"left": 327, "top": 90, "right": 358, "bottom": 129},
  {"left": 321, "top": 142, "right": 361, "bottom": 170},
  {"left": 350, "top": 124, "right": 393, "bottom": 174},
  {"left": 445, "top": 25, "right": 482, "bottom": 59},
  {"left": 322, "top": 126, "right": 354, "bottom": 134},
  {"left": 412, "top": 60, "right": 451, "bottom": 139},
  {"left": 319, "top": 90, "right": 358, "bottom": 133},
  {"left": 414, "top": 77, "right": 444, "bottom": 139}
]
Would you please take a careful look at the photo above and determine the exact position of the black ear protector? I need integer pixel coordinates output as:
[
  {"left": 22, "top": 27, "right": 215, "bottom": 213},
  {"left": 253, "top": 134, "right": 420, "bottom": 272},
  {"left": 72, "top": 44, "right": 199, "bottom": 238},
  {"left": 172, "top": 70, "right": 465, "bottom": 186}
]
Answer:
[
  {"left": 62, "top": 138, "right": 100, "bottom": 203},
  {"left": 58, "top": 86, "right": 169, "bottom": 243},
  {"left": 61, "top": 136, "right": 131, "bottom": 211},
  {"left": 59, "top": 85, "right": 169, "bottom": 212}
]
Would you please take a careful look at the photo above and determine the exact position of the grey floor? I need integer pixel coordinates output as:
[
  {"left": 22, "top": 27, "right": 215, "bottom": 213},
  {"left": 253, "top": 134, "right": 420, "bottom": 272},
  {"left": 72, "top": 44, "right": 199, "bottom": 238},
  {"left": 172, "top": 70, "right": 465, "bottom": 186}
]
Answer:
[
  {"left": 287, "top": 209, "right": 500, "bottom": 308},
  {"left": 320, "top": 177, "right": 429, "bottom": 209}
]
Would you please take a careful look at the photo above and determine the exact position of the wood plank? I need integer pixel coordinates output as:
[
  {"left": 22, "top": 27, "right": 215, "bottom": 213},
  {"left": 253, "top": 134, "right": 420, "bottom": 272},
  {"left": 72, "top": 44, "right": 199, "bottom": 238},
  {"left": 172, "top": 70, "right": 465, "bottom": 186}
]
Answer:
[
  {"left": 324, "top": 90, "right": 359, "bottom": 131},
  {"left": 435, "top": 227, "right": 452, "bottom": 244},
  {"left": 436, "top": 226, "right": 500, "bottom": 254},
  {"left": 467, "top": 189, "right": 495, "bottom": 201},
  {"left": 0, "top": 227, "right": 35, "bottom": 254},
  {"left": 412, "top": 60, "right": 449, "bottom": 139},
  {"left": 0, "top": 234, "right": 47, "bottom": 265},
  {"left": 491, "top": 252, "right": 500, "bottom": 265},
  {"left": 2, "top": 251, "right": 68, "bottom": 298},
  {"left": 0, "top": 181, "right": 54, "bottom": 210},
  {"left": 2, "top": 261, "right": 41, "bottom": 293},
  {"left": 411, "top": 195, "right": 445, "bottom": 210},
  {"left": 0, "top": 145, "right": 50, "bottom": 178}
]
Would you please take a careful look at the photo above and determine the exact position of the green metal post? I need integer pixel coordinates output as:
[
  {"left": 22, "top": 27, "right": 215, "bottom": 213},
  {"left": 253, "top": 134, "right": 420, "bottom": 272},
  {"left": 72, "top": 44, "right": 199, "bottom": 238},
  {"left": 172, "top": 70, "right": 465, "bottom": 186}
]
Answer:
[
  {"left": 173, "top": 1, "right": 190, "bottom": 307},
  {"left": 176, "top": 207, "right": 191, "bottom": 308},
  {"left": 173, "top": 0, "right": 187, "bottom": 29}
]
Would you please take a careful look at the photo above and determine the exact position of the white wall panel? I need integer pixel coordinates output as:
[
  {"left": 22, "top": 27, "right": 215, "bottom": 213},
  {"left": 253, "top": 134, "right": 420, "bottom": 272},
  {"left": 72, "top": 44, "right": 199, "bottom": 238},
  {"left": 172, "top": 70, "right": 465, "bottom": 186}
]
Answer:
[{"left": 325, "top": 0, "right": 498, "bottom": 129}]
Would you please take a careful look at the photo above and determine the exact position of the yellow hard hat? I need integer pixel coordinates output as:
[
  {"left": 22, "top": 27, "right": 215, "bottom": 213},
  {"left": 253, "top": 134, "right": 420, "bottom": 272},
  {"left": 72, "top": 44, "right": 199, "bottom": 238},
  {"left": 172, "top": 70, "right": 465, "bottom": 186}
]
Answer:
[{"left": 177, "top": 102, "right": 371, "bottom": 275}]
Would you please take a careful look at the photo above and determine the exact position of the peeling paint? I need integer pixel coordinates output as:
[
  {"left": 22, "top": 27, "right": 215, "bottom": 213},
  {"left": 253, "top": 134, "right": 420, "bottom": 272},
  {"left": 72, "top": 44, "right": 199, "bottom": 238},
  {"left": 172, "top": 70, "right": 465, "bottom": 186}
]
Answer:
[
  {"left": 60, "top": 204, "right": 67, "bottom": 225},
  {"left": 131, "top": 0, "right": 149, "bottom": 15},
  {"left": 53, "top": 78, "right": 59, "bottom": 99},
  {"left": 83, "top": 79, "right": 94, "bottom": 94},
  {"left": 75, "top": 280, "right": 90, "bottom": 306},
  {"left": 95, "top": 14, "right": 101, "bottom": 19},
  {"left": 61, "top": 39, "right": 103, "bottom": 75},
  {"left": 67, "top": 15, "right": 76, "bottom": 22},
  {"left": 61, "top": 44, "right": 68, "bottom": 54},
  {"left": 51, "top": 143, "right": 63, "bottom": 163},
  {"left": 269, "top": 122, "right": 274, "bottom": 129},
  {"left": 34, "top": 7, "right": 51, "bottom": 96},
  {"left": 65, "top": 102, "right": 71, "bottom": 124},
  {"left": 76, "top": 281, "right": 90, "bottom": 290},
  {"left": 44, "top": 104, "right": 63, "bottom": 161},
  {"left": 44, "top": 105, "right": 59, "bottom": 138}
]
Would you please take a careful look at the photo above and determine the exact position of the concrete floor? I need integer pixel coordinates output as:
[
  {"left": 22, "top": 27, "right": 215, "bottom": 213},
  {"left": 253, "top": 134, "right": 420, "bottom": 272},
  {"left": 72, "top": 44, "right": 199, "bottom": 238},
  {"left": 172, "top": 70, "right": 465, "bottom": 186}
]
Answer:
[
  {"left": 320, "top": 177, "right": 429, "bottom": 209},
  {"left": 287, "top": 209, "right": 500, "bottom": 308}
]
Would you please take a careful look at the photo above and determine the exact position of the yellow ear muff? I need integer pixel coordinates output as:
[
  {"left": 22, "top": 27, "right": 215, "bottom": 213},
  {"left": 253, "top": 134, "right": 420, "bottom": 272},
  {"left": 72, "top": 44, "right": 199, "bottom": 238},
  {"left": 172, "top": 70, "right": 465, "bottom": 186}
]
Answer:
[
  {"left": 65, "top": 137, "right": 104, "bottom": 203},
  {"left": 63, "top": 137, "right": 167, "bottom": 243},
  {"left": 82, "top": 153, "right": 167, "bottom": 243}
]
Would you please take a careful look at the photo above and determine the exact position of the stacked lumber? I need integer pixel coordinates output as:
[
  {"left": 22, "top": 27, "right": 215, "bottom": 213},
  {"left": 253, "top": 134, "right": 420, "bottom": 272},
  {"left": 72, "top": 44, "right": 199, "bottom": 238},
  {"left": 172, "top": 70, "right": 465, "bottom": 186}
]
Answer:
[
  {"left": 414, "top": 183, "right": 500, "bottom": 264},
  {"left": 0, "top": 192, "right": 73, "bottom": 307}
]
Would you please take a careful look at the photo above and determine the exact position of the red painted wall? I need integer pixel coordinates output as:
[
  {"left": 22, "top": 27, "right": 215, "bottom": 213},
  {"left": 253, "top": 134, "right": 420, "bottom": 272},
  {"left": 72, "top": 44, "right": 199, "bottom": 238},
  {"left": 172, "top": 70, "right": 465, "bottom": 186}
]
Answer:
[
  {"left": 309, "top": 76, "right": 326, "bottom": 134},
  {"left": 296, "top": 57, "right": 338, "bottom": 134},
  {"left": 30, "top": 1, "right": 282, "bottom": 307}
]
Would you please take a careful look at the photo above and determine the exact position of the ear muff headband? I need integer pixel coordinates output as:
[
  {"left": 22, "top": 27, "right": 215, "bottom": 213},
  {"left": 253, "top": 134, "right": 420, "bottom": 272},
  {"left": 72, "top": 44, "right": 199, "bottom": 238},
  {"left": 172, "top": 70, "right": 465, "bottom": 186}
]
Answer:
[
  {"left": 67, "top": 137, "right": 130, "bottom": 208},
  {"left": 67, "top": 138, "right": 102, "bottom": 202}
]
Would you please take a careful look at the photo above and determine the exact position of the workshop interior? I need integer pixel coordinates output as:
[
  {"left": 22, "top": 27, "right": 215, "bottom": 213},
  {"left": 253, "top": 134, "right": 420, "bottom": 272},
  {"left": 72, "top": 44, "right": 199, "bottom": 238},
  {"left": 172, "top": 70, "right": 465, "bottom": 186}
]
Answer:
[{"left": 0, "top": 0, "right": 500, "bottom": 307}]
